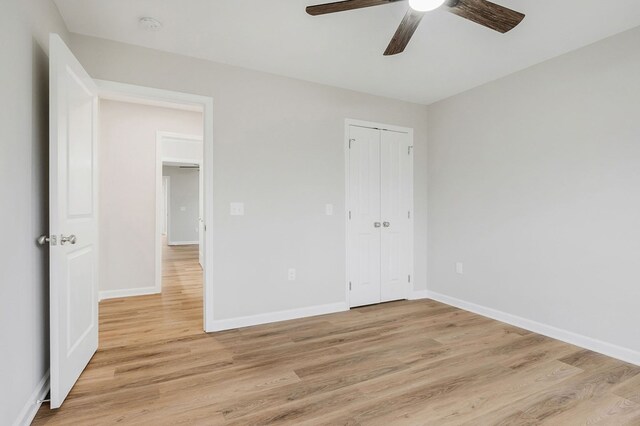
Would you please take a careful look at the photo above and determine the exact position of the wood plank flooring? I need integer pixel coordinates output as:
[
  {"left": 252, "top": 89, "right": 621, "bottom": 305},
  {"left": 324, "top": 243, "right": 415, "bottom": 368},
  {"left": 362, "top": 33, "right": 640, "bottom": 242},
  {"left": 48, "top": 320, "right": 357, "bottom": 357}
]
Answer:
[{"left": 34, "top": 245, "right": 640, "bottom": 425}]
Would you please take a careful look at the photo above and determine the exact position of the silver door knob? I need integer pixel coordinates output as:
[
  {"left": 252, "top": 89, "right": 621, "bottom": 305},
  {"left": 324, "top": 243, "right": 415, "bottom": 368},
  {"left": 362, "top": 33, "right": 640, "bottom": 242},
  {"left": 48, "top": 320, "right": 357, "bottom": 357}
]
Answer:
[
  {"left": 61, "top": 234, "right": 77, "bottom": 245},
  {"left": 37, "top": 235, "right": 57, "bottom": 246},
  {"left": 383, "top": 222, "right": 391, "bottom": 227},
  {"left": 374, "top": 222, "right": 381, "bottom": 228}
]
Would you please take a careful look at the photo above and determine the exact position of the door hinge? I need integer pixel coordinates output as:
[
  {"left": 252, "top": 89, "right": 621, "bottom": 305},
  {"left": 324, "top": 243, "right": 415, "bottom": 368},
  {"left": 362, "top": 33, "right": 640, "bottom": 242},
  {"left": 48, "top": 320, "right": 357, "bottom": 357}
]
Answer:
[
  {"left": 408, "top": 211, "right": 411, "bottom": 219},
  {"left": 408, "top": 275, "right": 411, "bottom": 283},
  {"left": 408, "top": 146, "right": 413, "bottom": 155},
  {"left": 349, "top": 282, "right": 352, "bottom": 291},
  {"left": 349, "top": 138, "right": 355, "bottom": 149},
  {"left": 348, "top": 210, "right": 352, "bottom": 220}
]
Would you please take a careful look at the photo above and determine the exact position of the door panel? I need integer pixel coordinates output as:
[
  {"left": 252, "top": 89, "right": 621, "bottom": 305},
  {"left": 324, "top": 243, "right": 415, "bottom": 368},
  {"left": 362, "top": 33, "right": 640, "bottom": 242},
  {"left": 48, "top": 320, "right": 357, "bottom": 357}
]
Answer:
[
  {"left": 348, "top": 125, "right": 381, "bottom": 307},
  {"left": 49, "top": 33, "right": 99, "bottom": 409},
  {"left": 380, "top": 130, "right": 412, "bottom": 302}
]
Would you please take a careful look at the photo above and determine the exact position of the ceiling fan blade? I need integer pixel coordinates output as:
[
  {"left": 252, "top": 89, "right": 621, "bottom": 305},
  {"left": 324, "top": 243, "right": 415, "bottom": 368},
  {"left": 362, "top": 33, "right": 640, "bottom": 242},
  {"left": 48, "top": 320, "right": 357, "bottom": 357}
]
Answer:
[
  {"left": 306, "top": 0, "right": 403, "bottom": 16},
  {"left": 384, "top": 9, "right": 425, "bottom": 56},
  {"left": 446, "top": 0, "right": 524, "bottom": 33}
]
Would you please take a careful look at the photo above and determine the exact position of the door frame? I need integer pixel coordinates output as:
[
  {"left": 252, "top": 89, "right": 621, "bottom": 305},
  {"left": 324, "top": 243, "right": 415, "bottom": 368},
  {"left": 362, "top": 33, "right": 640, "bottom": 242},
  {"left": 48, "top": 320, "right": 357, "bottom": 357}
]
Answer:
[
  {"left": 344, "top": 118, "right": 414, "bottom": 308},
  {"left": 163, "top": 176, "right": 170, "bottom": 235},
  {"left": 95, "top": 80, "right": 215, "bottom": 332}
]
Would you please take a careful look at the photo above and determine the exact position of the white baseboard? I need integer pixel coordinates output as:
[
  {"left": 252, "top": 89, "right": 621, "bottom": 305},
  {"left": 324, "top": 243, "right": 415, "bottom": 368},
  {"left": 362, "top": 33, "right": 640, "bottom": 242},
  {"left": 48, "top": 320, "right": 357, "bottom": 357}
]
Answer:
[
  {"left": 99, "top": 286, "right": 160, "bottom": 301},
  {"left": 207, "top": 302, "right": 349, "bottom": 332},
  {"left": 408, "top": 290, "right": 429, "bottom": 300},
  {"left": 167, "top": 241, "right": 198, "bottom": 246},
  {"left": 426, "top": 290, "right": 640, "bottom": 366},
  {"left": 13, "top": 370, "right": 49, "bottom": 426}
]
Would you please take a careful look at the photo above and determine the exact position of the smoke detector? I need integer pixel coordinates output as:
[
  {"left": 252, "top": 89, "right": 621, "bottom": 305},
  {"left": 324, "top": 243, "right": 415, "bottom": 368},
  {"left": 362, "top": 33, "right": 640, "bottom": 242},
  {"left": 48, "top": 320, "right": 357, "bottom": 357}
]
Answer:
[{"left": 139, "top": 17, "right": 163, "bottom": 31}]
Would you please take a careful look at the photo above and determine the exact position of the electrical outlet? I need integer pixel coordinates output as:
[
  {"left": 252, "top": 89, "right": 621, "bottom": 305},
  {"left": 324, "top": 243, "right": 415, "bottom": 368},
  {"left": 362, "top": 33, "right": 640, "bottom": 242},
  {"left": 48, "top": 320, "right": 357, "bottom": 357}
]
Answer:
[
  {"left": 325, "top": 204, "right": 334, "bottom": 216},
  {"left": 455, "top": 262, "right": 464, "bottom": 275},
  {"left": 288, "top": 268, "right": 296, "bottom": 281},
  {"left": 230, "top": 202, "right": 244, "bottom": 216}
]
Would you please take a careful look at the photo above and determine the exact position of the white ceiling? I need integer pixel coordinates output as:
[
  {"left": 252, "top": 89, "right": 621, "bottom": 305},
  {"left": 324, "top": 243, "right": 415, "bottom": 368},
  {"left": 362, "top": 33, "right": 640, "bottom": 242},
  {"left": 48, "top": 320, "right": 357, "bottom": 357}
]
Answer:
[{"left": 54, "top": 0, "right": 640, "bottom": 105}]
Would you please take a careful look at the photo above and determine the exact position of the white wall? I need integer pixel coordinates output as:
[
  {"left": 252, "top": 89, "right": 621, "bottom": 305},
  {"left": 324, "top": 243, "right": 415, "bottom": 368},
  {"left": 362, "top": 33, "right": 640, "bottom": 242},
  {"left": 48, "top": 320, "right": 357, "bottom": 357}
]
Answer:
[
  {"left": 0, "top": 1, "right": 69, "bottom": 424},
  {"left": 98, "top": 100, "right": 203, "bottom": 296},
  {"left": 163, "top": 166, "right": 200, "bottom": 244},
  {"left": 427, "top": 27, "right": 640, "bottom": 356},
  {"left": 70, "top": 34, "right": 429, "bottom": 322}
]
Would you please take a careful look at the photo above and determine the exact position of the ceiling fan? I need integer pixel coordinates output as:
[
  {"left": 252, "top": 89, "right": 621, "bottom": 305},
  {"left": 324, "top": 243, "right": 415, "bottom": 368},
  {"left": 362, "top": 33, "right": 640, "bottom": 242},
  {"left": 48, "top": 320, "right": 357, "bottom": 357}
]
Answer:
[{"left": 306, "top": 0, "right": 525, "bottom": 56}]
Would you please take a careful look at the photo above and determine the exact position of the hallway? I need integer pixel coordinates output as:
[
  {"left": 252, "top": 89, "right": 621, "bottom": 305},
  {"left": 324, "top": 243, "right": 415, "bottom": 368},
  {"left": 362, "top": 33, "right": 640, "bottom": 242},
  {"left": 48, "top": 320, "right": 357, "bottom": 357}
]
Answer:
[{"left": 99, "top": 243, "right": 203, "bottom": 350}]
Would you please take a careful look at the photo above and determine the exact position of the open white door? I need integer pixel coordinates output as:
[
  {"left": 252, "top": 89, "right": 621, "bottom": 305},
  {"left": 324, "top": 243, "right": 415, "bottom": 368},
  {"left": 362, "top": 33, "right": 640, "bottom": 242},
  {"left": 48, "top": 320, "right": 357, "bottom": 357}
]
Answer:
[{"left": 48, "top": 33, "right": 99, "bottom": 409}]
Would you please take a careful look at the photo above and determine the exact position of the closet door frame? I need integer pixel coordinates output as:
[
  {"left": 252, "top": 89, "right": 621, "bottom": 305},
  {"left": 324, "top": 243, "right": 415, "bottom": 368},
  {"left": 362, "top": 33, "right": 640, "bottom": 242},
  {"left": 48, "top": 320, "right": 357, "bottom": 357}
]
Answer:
[{"left": 344, "top": 119, "right": 414, "bottom": 308}]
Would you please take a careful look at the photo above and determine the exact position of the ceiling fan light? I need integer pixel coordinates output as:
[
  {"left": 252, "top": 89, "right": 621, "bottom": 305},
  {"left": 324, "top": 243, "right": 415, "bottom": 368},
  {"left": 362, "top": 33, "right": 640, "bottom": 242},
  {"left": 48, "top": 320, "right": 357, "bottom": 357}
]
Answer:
[{"left": 408, "top": 0, "right": 446, "bottom": 12}]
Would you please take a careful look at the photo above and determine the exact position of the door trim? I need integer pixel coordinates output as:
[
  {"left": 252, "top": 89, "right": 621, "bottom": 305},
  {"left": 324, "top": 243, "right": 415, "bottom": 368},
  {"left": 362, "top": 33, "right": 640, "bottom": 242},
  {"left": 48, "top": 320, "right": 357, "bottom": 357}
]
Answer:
[
  {"left": 95, "top": 80, "right": 215, "bottom": 332},
  {"left": 344, "top": 119, "right": 414, "bottom": 308},
  {"left": 163, "top": 176, "right": 170, "bottom": 235}
]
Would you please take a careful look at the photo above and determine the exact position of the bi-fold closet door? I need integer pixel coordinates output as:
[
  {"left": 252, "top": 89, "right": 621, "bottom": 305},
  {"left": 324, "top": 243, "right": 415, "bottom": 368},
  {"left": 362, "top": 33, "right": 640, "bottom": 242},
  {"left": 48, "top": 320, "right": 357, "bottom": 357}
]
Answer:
[{"left": 348, "top": 124, "right": 413, "bottom": 308}]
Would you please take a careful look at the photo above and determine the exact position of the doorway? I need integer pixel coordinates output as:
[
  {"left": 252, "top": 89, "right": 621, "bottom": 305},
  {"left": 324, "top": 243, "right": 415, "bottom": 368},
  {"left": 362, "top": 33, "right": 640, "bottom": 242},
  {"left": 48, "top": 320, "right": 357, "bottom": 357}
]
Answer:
[
  {"left": 345, "top": 119, "right": 414, "bottom": 308},
  {"left": 156, "top": 132, "right": 205, "bottom": 277},
  {"left": 96, "top": 80, "right": 214, "bottom": 330}
]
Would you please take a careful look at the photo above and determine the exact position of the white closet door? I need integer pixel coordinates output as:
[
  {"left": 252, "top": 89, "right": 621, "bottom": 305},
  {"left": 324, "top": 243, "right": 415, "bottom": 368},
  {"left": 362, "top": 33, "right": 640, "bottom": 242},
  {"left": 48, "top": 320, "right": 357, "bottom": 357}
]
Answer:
[
  {"left": 380, "top": 130, "right": 412, "bottom": 302},
  {"left": 348, "top": 125, "right": 382, "bottom": 307}
]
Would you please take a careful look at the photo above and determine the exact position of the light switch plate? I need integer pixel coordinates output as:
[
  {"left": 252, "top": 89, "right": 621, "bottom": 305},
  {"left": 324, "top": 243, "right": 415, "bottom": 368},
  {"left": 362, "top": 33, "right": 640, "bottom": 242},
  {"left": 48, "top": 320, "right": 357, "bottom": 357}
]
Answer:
[
  {"left": 325, "top": 204, "right": 334, "bottom": 216},
  {"left": 180, "top": 206, "right": 186, "bottom": 212},
  {"left": 455, "top": 262, "right": 464, "bottom": 275},
  {"left": 230, "top": 202, "right": 244, "bottom": 216},
  {"left": 288, "top": 268, "right": 296, "bottom": 281}
]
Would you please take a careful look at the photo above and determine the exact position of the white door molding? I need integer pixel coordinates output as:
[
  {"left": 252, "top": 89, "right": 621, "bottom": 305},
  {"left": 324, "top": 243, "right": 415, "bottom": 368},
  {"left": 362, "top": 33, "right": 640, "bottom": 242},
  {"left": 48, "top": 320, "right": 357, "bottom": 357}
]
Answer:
[{"left": 163, "top": 176, "right": 170, "bottom": 235}]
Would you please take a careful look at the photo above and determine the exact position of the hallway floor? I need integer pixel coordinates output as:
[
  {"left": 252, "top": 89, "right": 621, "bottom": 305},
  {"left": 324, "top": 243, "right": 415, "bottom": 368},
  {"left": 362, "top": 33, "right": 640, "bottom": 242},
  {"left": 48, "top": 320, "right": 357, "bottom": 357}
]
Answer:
[{"left": 34, "top": 243, "right": 203, "bottom": 424}]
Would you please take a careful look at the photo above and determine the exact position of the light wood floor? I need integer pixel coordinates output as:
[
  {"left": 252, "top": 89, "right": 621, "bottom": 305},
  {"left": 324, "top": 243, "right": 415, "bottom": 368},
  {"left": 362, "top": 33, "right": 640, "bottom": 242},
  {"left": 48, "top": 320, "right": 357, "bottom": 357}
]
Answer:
[{"left": 34, "top": 246, "right": 640, "bottom": 425}]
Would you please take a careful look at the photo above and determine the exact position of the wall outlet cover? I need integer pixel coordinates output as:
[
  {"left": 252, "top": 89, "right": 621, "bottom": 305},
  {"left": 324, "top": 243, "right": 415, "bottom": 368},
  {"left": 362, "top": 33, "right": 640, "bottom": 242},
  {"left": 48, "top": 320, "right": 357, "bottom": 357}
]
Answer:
[
  {"left": 325, "top": 204, "right": 334, "bottom": 216},
  {"left": 230, "top": 202, "right": 244, "bottom": 216}
]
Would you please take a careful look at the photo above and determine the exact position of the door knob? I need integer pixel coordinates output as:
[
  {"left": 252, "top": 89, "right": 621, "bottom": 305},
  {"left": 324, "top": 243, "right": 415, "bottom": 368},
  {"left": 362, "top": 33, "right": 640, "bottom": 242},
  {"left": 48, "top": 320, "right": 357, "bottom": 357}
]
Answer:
[
  {"left": 383, "top": 222, "right": 391, "bottom": 227},
  {"left": 374, "top": 222, "right": 381, "bottom": 228},
  {"left": 60, "top": 234, "right": 77, "bottom": 245},
  {"left": 37, "top": 235, "right": 57, "bottom": 246}
]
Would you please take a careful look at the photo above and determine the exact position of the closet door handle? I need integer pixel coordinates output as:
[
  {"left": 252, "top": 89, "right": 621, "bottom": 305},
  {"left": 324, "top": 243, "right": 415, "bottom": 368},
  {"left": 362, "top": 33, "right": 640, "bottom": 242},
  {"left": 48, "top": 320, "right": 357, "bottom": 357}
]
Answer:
[
  {"left": 383, "top": 222, "right": 390, "bottom": 228},
  {"left": 374, "top": 222, "right": 381, "bottom": 228}
]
